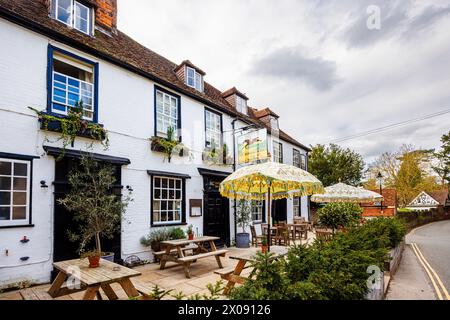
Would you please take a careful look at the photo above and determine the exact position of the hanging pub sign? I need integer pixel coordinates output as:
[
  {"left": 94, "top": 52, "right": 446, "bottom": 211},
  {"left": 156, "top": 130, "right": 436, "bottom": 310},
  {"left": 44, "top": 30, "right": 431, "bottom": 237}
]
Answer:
[{"left": 237, "top": 128, "right": 268, "bottom": 165}]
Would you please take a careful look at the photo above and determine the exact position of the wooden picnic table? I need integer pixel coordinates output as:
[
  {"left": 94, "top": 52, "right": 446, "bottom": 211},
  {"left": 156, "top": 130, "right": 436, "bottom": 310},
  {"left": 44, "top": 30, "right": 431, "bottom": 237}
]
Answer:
[
  {"left": 216, "top": 246, "right": 288, "bottom": 295},
  {"left": 48, "top": 258, "right": 141, "bottom": 300},
  {"left": 159, "top": 236, "right": 228, "bottom": 278}
]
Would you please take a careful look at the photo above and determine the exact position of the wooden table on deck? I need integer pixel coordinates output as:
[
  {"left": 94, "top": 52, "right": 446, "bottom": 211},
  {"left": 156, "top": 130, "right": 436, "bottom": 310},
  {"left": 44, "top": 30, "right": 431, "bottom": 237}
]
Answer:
[
  {"left": 48, "top": 258, "right": 141, "bottom": 300},
  {"left": 160, "top": 236, "right": 228, "bottom": 278},
  {"left": 217, "top": 246, "right": 288, "bottom": 295}
]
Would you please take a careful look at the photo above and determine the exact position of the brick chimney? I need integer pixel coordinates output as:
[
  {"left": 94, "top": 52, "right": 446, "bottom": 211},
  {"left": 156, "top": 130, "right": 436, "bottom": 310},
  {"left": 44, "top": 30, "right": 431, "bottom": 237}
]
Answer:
[{"left": 95, "top": 0, "right": 118, "bottom": 33}]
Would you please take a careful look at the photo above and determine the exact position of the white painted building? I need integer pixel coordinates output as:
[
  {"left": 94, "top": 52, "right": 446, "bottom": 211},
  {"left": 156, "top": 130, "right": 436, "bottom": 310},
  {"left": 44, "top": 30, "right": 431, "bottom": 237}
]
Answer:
[{"left": 0, "top": 0, "right": 311, "bottom": 289}]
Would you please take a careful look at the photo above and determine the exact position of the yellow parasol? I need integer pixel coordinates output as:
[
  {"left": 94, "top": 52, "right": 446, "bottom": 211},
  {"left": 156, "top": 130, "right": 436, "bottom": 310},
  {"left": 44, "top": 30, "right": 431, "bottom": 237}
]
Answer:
[{"left": 219, "top": 161, "right": 324, "bottom": 251}]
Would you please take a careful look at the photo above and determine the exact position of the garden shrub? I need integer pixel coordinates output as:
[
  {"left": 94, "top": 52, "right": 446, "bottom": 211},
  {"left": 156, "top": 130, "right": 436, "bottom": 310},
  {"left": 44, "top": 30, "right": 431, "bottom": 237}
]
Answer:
[
  {"left": 317, "top": 203, "right": 362, "bottom": 232},
  {"left": 230, "top": 217, "right": 399, "bottom": 301}
]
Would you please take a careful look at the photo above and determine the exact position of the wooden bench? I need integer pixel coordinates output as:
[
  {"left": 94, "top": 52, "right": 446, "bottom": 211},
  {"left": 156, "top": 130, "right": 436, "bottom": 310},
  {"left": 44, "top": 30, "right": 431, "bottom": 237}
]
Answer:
[
  {"left": 153, "top": 244, "right": 198, "bottom": 261},
  {"left": 175, "top": 249, "right": 228, "bottom": 278},
  {"left": 131, "top": 279, "right": 158, "bottom": 300},
  {"left": 20, "top": 288, "right": 53, "bottom": 300}
]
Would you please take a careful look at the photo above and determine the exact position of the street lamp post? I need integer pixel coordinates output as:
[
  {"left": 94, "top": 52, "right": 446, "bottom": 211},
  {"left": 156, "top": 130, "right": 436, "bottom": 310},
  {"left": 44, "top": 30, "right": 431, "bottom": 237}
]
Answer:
[{"left": 377, "top": 172, "right": 384, "bottom": 215}]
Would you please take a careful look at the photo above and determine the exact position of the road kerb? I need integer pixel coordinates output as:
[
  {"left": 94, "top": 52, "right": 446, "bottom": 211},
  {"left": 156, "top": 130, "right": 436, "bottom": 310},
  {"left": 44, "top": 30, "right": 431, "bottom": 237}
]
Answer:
[
  {"left": 412, "top": 243, "right": 450, "bottom": 300},
  {"left": 410, "top": 243, "right": 443, "bottom": 300}
]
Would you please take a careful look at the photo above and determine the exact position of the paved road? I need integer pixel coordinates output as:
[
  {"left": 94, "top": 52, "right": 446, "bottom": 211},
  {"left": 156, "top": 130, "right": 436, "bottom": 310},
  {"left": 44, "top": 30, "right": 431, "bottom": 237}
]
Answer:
[
  {"left": 408, "top": 220, "right": 450, "bottom": 299},
  {"left": 387, "top": 220, "right": 450, "bottom": 300}
]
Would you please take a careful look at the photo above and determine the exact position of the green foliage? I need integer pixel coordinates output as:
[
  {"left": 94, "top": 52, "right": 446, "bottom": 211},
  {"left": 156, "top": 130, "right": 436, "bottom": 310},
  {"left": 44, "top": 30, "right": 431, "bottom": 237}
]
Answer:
[
  {"left": 357, "top": 217, "right": 406, "bottom": 249},
  {"left": 58, "top": 155, "right": 132, "bottom": 255},
  {"left": 236, "top": 200, "right": 252, "bottom": 233},
  {"left": 186, "top": 224, "right": 194, "bottom": 235},
  {"left": 433, "top": 130, "right": 450, "bottom": 186},
  {"left": 140, "top": 227, "right": 186, "bottom": 247},
  {"left": 29, "top": 103, "right": 109, "bottom": 159},
  {"left": 317, "top": 203, "right": 362, "bottom": 232},
  {"left": 150, "top": 126, "right": 189, "bottom": 162},
  {"left": 230, "top": 217, "right": 399, "bottom": 300},
  {"left": 146, "top": 285, "right": 173, "bottom": 300},
  {"left": 309, "top": 144, "right": 365, "bottom": 187},
  {"left": 185, "top": 281, "right": 225, "bottom": 300}
]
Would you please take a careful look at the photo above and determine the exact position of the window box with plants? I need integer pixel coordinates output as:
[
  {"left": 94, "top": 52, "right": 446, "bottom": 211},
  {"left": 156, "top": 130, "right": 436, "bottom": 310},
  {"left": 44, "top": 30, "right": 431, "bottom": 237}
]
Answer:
[
  {"left": 202, "top": 144, "right": 234, "bottom": 166},
  {"left": 150, "top": 127, "right": 190, "bottom": 163},
  {"left": 29, "top": 102, "right": 109, "bottom": 151}
]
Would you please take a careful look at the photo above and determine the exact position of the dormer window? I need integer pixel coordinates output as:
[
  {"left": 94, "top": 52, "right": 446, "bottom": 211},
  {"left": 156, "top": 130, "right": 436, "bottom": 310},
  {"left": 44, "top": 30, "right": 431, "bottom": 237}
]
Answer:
[
  {"left": 270, "top": 117, "right": 279, "bottom": 130},
  {"left": 236, "top": 96, "right": 248, "bottom": 115},
  {"left": 52, "top": 0, "right": 92, "bottom": 35},
  {"left": 186, "top": 67, "right": 203, "bottom": 92}
]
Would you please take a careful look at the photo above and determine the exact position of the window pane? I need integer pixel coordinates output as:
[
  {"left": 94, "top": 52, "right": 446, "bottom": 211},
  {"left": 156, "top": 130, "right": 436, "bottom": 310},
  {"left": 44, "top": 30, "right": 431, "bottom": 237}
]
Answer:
[
  {"left": 13, "top": 207, "right": 26, "bottom": 220},
  {"left": 154, "top": 178, "right": 161, "bottom": 188},
  {"left": 57, "top": 0, "right": 72, "bottom": 25},
  {"left": 0, "top": 207, "right": 10, "bottom": 220},
  {"left": 0, "top": 162, "right": 11, "bottom": 175},
  {"left": 152, "top": 211, "right": 159, "bottom": 222},
  {"left": 75, "top": 2, "right": 89, "bottom": 33},
  {"left": 13, "top": 178, "right": 27, "bottom": 191},
  {"left": 13, "top": 163, "right": 27, "bottom": 177},
  {"left": 13, "top": 192, "right": 27, "bottom": 206},
  {"left": 161, "top": 179, "right": 168, "bottom": 188},
  {"left": 0, "top": 177, "right": 11, "bottom": 190},
  {"left": 0, "top": 192, "right": 11, "bottom": 205}
]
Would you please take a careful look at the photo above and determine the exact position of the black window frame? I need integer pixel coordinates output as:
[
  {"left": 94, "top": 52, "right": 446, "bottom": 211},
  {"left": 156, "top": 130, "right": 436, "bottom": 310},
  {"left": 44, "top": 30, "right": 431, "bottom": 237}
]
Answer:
[
  {"left": 148, "top": 171, "right": 189, "bottom": 227},
  {"left": 293, "top": 148, "right": 301, "bottom": 168},
  {"left": 273, "top": 141, "right": 283, "bottom": 163},
  {"left": 154, "top": 85, "right": 182, "bottom": 142},
  {"left": 204, "top": 107, "right": 223, "bottom": 149},
  {"left": 0, "top": 152, "right": 39, "bottom": 229}
]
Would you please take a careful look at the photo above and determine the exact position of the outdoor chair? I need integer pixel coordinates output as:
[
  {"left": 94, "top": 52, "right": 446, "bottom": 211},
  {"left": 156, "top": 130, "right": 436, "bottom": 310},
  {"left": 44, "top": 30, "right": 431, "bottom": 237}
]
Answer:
[
  {"left": 293, "top": 217, "right": 305, "bottom": 224},
  {"left": 250, "top": 225, "right": 265, "bottom": 247},
  {"left": 273, "top": 225, "right": 289, "bottom": 246}
]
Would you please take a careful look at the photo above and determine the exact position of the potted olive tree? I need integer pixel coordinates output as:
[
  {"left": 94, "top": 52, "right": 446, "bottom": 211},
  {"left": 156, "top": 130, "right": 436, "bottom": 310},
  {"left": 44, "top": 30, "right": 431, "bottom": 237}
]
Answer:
[
  {"left": 236, "top": 200, "right": 252, "bottom": 248},
  {"left": 59, "top": 154, "right": 132, "bottom": 268}
]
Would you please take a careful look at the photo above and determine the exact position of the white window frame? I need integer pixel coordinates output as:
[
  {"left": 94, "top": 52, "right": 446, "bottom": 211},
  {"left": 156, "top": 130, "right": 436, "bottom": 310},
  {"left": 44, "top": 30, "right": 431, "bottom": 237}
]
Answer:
[
  {"left": 293, "top": 198, "right": 301, "bottom": 217},
  {"left": 52, "top": 70, "right": 94, "bottom": 121},
  {"left": 236, "top": 96, "right": 248, "bottom": 115},
  {"left": 251, "top": 200, "right": 264, "bottom": 223},
  {"left": 293, "top": 149, "right": 301, "bottom": 168},
  {"left": 0, "top": 159, "right": 31, "bottom": 227},
  {"left": 270, "top": 117, "right": 279, "bottom": 130},
  {"left": 155, "top": 90, "right": 179, "bottom": 138},
  {"left": 186, "top": 66, "right": 203, "bottom": 92},
  {"left": 273, "top": 141, "right": 283, "bottom": 163},
  {"left": 55, "top": 0, "right": 91, "bottom": 35},
  {"left": 205, "top": 110, "right": 222, "bottom": 149},
  {"left": 152, "top": 176, "right": 183, "bottom": 225}
]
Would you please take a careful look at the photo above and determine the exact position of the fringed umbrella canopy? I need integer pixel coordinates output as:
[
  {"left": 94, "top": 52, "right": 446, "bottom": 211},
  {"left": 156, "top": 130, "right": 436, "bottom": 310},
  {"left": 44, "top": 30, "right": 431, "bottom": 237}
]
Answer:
[
  {"left": 311, "top": 182, "right": 384, "bottom": 203},
  {"left": 219, "top": 161, "right": 324, "bottom": 200}
]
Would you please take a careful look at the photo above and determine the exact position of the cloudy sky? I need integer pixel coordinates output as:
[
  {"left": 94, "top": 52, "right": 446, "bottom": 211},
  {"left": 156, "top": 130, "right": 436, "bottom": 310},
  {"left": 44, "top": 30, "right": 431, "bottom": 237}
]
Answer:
[{"left": 117, "top": 0, "right": 450, "bottom": 164}]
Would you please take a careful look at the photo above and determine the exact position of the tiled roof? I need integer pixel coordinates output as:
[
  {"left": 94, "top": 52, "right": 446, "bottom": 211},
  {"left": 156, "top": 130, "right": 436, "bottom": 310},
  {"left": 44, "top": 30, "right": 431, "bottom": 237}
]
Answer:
[
  {"left": 0, "top": 0, "right": 310, "bottom": 151},
  {"left": 361, "top": 188, "right": 397, "bottom": 207},
  {"left": 252, "top": 107, "right": 280, "bottom": 119},
  {"left": 221, "top": 87, "right": 249, "bottom": 100},
  {"left": 428, "top": 189, "right": 449, "bottom": 205},
  {"left": 174, "top": 60, "right": 206, "bottom": 76}
]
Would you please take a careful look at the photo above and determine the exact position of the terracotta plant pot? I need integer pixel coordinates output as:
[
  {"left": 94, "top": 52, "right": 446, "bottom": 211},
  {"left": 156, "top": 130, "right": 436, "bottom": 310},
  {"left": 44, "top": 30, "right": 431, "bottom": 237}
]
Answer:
[
  {"left": 188, "top": 233, "right": 194, "bottom": 240},
  {"left": 261, "top": 245, "right": 268, "bottom": 253},
  {"left": 88, "top": 255, "right": 101, "bottom": 268}
]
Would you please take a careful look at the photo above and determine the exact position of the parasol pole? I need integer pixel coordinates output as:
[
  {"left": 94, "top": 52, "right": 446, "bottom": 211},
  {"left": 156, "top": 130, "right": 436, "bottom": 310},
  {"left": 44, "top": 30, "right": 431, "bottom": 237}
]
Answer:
[{"left": 267, "top": 183, "right": 271, "bottom": 252}]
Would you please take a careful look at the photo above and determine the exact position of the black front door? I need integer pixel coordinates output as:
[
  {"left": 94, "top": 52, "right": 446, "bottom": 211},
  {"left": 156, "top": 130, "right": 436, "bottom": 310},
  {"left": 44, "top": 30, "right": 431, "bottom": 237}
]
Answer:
[
  {"left": 272, "top": 199, "right": 287, "bottom": 223},
  {"left": 53, "top": 158, "right": 122, "bottom": 265},
  {"left": 203, "top": 175, "right": 230, "bottom": 247}
]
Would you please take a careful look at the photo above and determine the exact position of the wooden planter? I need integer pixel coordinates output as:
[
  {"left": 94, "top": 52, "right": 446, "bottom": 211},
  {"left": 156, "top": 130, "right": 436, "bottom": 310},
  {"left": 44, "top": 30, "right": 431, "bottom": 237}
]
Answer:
[{"left": 39, "top": 117, "right": 106, "bottom": 141}]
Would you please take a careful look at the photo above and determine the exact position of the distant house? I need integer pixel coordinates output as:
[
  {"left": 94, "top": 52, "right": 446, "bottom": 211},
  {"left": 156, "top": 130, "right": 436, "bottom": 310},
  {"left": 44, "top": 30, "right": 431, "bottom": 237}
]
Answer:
[
  {"left": 361, "top": 189, "right": 397, "bottom": 218},
  {"left": 406, "top": 190, "right": 450, "bottom": 211}
]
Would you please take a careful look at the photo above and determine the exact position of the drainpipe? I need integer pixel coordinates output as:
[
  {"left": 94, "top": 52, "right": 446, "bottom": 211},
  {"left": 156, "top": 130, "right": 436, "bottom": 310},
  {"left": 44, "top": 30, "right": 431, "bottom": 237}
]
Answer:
[{"left": 232, "top": 119, "right": 238, "bottom": 244}]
